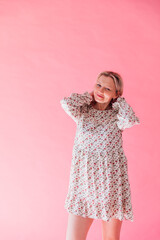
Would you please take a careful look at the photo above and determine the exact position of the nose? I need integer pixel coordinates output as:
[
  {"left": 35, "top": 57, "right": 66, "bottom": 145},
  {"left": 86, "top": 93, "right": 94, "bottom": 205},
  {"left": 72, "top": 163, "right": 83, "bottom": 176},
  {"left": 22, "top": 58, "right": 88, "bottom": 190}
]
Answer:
[{"left": 98, "top": 88, "right": 104, "bottom": 95}]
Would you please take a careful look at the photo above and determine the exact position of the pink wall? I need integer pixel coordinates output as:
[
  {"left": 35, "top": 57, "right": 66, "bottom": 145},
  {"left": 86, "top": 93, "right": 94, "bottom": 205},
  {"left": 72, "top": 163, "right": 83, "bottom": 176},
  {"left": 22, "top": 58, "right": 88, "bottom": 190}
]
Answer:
[{"left": 0, "top": 0, "right": 160, "bottom": 239}]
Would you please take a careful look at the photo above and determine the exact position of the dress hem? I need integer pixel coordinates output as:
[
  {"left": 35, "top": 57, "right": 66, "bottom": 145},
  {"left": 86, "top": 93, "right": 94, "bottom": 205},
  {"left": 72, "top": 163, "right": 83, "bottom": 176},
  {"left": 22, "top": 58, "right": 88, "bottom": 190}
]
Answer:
[{"left": 64, "top": 204, "right": 134, "bottom": 222}]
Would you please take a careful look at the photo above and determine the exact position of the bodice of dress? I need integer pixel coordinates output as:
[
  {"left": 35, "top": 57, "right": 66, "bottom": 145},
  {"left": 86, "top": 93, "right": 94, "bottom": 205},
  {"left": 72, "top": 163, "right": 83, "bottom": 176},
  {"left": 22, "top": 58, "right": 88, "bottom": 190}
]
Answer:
[{"left": 74, "top": 106, "right": 122, "bottom": 153}]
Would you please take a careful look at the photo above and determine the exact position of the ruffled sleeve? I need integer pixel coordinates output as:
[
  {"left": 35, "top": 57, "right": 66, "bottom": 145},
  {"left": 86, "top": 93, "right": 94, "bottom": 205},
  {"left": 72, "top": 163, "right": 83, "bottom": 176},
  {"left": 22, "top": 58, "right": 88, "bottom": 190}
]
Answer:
[
  {"left": 60, "top": 91, "right": 93, "bottom": 123},
  {"left": 112, "top": 96, "right": 140, "bottom": 131}
]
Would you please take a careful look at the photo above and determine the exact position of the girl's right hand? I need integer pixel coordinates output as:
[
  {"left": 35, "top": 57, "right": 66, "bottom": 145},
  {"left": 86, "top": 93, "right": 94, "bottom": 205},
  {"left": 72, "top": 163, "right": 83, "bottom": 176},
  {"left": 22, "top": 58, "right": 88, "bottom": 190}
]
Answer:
[
  {"left": 89, "top": 91, "right": 95, "bottom": 102},
  {"left": 89, "top": 91, "right": 93, "bottom": 97}
]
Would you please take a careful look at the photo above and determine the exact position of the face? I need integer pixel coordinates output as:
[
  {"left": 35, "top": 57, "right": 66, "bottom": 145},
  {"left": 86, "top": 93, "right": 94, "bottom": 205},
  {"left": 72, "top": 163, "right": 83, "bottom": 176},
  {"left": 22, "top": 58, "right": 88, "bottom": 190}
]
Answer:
[{"left": 93, "top": 75, "right": 118, "bottom": 104}]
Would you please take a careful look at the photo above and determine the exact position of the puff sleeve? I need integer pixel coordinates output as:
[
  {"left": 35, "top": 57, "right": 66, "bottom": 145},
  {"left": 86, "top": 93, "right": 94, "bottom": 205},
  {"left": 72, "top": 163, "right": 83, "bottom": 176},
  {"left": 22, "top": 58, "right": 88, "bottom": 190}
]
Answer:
[
  {"left": 60, "top": 91, "right": 93, "bottom": 123},
  {"left": 112, "top": 96, "right": 140, "bottom": 131}
]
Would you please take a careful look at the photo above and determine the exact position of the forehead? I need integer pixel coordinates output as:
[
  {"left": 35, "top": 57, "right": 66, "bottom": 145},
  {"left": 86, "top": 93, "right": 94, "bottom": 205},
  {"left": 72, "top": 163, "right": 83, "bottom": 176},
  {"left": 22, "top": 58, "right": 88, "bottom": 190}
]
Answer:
[{"left": 97, "top": 75, "right": 115, "bottom": 88}]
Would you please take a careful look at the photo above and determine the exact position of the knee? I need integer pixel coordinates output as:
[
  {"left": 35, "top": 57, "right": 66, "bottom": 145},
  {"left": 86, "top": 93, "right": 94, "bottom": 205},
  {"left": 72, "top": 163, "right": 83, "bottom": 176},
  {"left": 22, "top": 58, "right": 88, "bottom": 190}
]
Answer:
[
  {"left": 66, "top": 235, "right": 86, "bottom": 240},
  {"left": 104, "top": 237, "right": 120, "bottom": 240}
]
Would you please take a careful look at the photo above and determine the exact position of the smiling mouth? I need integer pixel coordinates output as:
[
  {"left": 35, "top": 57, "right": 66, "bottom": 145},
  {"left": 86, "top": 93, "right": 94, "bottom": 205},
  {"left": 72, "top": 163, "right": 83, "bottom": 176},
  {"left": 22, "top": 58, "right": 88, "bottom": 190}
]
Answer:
[{"left": 97, "top": 93, "right": 104, "bottom": 98}]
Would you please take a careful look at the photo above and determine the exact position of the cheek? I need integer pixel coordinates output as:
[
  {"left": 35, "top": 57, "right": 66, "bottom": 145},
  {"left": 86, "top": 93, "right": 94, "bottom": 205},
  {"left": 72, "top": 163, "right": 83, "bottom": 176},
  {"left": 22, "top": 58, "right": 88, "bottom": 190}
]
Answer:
[
  {"left": 104, "top": 93, "right": 112, "bottom": 100},
  {"left": 94, "top": 86, "right": 98, "bottom": 92}
]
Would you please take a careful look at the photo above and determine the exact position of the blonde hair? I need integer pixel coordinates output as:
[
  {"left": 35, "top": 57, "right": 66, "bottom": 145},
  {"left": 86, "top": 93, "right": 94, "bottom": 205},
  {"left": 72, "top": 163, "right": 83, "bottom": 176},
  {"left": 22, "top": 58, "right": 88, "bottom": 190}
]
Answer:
[{"left": 97, "top": 71, "right": 124, "bottom": 98}]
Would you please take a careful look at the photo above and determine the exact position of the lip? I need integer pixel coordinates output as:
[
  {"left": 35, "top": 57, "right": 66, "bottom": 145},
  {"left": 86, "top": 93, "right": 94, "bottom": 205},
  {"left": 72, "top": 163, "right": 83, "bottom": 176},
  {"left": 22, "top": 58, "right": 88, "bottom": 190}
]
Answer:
[{"left": 97, "top": 93, "right": 104, "bottom": 98}]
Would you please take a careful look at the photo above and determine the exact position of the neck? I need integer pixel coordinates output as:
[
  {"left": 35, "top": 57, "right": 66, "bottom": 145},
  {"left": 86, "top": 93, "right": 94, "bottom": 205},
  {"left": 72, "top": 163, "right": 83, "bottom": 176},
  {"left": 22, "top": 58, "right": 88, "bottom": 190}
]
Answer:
[{"left": 93, "top": 101, "right": 112, "bottom": 110}]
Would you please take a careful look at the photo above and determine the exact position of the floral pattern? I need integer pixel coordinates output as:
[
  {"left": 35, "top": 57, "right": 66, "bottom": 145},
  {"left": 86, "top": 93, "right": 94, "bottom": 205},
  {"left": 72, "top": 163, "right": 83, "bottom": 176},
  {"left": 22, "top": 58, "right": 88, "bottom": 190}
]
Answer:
[{"left": 60, "top": 91, "right": 140, "bottom": 222}]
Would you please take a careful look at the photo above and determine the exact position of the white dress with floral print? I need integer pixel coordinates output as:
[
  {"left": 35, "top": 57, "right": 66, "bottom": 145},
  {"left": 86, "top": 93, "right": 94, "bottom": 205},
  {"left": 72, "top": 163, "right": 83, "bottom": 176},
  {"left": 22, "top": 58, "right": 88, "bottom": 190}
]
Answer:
[{"left": 60, "top": 91, "right": 140, "bottom": 222}]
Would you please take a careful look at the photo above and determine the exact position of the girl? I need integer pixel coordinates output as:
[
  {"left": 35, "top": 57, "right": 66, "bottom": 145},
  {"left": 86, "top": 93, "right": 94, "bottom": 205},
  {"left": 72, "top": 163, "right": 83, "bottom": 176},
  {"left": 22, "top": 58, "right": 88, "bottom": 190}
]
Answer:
[{"left": 60, "top": 71, "right": 140, "bottom": 240}]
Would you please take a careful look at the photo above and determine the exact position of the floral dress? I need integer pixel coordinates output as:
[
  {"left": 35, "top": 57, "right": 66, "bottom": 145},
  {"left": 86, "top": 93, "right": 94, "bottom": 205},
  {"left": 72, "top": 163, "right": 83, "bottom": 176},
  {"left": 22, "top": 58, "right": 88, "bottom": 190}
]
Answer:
[{"left": 60, "top": 91, "right": 140, "bottom": 222}]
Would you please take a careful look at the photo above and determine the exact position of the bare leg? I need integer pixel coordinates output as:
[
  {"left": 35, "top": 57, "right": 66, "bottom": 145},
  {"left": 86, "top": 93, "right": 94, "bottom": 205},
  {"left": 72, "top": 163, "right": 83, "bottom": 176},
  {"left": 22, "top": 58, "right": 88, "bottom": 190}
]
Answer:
[
  {"left": 66, "top": 213, "right": 94, "bottom": 240},
  {"left": 101, "top": 218, "right": 123, "bottom": 240}
]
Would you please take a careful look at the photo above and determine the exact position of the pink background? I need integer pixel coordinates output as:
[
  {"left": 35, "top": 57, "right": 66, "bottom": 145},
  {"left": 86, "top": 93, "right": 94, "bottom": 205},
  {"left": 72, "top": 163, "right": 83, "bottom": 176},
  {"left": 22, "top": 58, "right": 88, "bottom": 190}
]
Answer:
[{"left": 0, "top": 0, "right": 160, "bottom": 239}]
